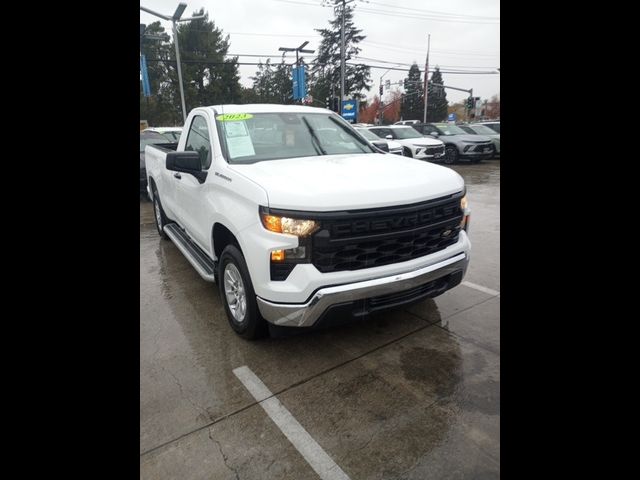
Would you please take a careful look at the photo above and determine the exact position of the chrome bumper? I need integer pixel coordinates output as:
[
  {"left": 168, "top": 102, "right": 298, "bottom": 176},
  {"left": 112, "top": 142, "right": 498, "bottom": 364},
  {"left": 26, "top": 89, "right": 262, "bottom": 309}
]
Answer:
[{"left": 256, "top": 252, "right": 468, "bottom": 327}]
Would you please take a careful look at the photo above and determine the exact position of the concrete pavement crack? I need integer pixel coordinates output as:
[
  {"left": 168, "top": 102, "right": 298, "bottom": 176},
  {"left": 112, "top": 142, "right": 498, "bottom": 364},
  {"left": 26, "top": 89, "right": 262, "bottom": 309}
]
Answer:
[
  {"left": 208, "top": 428, "right": 240, "bottom": 480},
  {"left": 165, "top": 368, "right": 211, "bottom": 421}
]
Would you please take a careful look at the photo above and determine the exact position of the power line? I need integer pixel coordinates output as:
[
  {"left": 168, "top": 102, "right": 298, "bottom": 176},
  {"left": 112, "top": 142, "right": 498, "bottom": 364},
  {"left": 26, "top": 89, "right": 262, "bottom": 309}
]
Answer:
[
  {"left": 273, "top": 0, "right": 499, "bottom": 24},
  {"left": 363, "top": 1, "right": 499, "bottom": 20},
  {"left": 145, "top": 57, "right": 499, "bottom": 74}
]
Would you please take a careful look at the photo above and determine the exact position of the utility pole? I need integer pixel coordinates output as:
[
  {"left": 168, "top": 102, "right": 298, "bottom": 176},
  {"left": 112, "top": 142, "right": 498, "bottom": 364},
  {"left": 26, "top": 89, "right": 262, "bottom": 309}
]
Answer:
[
  {"left": 140, "top": 3, "right": 205, "bottom": 124},
  {"left": 423, "top": 34, "right": 430, "bottom": 123}
]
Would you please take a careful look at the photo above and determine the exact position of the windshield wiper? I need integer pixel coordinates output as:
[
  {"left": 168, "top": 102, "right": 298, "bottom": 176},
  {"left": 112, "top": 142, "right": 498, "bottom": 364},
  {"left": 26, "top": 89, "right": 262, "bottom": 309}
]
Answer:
[{"left": 301, "top": 117, "right": 327, "bottom": 155}]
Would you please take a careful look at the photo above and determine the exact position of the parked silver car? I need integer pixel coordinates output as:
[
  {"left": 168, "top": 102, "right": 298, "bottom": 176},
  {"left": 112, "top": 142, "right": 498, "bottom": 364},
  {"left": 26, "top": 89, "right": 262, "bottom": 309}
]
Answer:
[
  {"left": 412, "top": 123, "right": 494, "bottom": 164},
  {"left": 459, "top": 124, "right": 500, "bottom": 158}
]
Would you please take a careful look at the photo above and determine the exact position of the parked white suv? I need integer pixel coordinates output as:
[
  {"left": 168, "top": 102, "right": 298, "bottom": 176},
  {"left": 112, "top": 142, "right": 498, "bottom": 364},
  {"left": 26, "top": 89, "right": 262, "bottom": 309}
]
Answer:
[
  {"left": 368, "top": 125, "right": 445, "bottom": 160},
  {"left": 145, "top": 104, "right": 471, "bottom": 339}
]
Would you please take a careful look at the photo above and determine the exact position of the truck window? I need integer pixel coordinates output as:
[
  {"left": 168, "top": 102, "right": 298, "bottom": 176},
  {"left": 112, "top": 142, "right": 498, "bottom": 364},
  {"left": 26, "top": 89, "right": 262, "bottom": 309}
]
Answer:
[{"left": 185, "top": 116, "right": 212, "bottom": 169}]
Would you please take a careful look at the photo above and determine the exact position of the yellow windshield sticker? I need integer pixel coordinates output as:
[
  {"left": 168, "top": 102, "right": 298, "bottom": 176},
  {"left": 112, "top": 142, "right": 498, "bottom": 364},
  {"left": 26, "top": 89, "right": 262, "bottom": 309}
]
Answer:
[{"left": 216, "top": 113, "right": 253, "bottom": 122}]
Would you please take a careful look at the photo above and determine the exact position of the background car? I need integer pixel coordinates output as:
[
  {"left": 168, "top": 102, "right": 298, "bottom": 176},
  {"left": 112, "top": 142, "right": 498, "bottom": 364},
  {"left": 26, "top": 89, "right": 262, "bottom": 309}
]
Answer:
[
  {"left": 140, "top": 131, "right": 171, "bottom": 196},
  {"left": 412, "top": 123, "right": 493, "bottom": 164},
  {"left": 393, "top": 120, "right": 420, "bottom": 125},
  {"left": 368, "top": 125, "right": 445, "bottom": 161},
  {"left": 459, "top": 123, "right": 500, "bottom": 158},
  {"left": 356, "top": 127, "right": 403, "bottom": 155},
  {"left": 475, "top": 121, "right": 500, "bottom": 134},
  {"left": 143, "top": 127, "right": 183, "bottom": 143}
]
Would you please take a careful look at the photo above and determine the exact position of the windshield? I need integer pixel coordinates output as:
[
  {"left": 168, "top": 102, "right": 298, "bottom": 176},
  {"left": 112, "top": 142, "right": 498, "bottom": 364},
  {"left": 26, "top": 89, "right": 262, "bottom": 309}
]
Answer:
[
  {"left": 140, "top": 132, "right": 167, "bottom": 152},
  {"left": 469, "top": 125, "right": 496, "bottom": 135},
  {"left": 433, "top": 124, "right": 467, "bottom": 136},
  {"left": 483, "top": 123, "right": 500, "bottom": 133},
  {"left": 356, "top": 128, "right": 380, "bottom": 141},
  {"left": 392, "top": 128, "right": 423, "bottom": 139},
  {"left": 215, "top": 112, "right": 376, "bottom": 163}
]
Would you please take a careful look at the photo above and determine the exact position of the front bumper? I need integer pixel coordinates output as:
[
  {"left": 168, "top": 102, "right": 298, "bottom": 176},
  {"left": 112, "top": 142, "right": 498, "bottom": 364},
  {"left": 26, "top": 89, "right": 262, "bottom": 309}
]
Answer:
[{"left": 256, "top": 251, "right": 468, "bottom": 327}]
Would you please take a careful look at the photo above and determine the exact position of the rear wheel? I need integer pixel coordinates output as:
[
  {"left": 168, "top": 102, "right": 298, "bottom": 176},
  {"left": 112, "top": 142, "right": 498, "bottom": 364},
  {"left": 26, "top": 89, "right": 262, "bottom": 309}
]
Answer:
[
  {"left": 218, "top": 245, "right": 268, "bottom": 340},
  {"left": 444, "top": 146, "right": 458, "bottom": 164}
]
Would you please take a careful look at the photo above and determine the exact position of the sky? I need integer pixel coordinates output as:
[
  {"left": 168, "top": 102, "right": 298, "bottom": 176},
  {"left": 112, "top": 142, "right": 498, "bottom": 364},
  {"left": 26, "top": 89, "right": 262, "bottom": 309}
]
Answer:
[{"left": 139, "top": 0, "right": 500, "bottom": 105}]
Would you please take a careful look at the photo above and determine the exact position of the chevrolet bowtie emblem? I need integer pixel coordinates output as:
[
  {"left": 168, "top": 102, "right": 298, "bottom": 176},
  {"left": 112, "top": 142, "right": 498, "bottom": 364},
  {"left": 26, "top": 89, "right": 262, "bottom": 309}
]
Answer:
[{"left": 343, "top": 103, "right": 354, "bottom": 110}]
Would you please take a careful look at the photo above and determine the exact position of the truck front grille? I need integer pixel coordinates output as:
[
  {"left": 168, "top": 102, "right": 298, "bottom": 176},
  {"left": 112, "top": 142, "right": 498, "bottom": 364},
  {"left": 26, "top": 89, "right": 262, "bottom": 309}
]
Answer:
[{"left": 311, "top": 193, "right": 463, "bottom": 273}]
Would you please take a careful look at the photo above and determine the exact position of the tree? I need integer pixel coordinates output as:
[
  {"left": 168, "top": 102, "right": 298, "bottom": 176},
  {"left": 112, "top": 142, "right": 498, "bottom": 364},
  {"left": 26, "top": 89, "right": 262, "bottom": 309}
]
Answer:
[
  {"left": 140, "top": 22, "right": 181, "bottom": 126},
  {"left": 447, "top": 100, "right": 467, "bottom": 122},
  {"left": 485, "top": 94, "right": 500, "bottom": 119},
  {"left": 251, "top": 60, "right": 294, "bottom": 104},
  {"left": 383, "top": 90, "right": 403, "bottom": 124},
  {"left": 427, "top": 67, "right": 448, "bottom": 122},
  {"left": 170, "top": 10, "right": 242, "bottom": 113},
  {"left": 400, "top": 63, "right": 423, "bottom": 121},
  {"left": 359, "top": 96, "right": 380, "bottom": 124},
  {"left": 310, "top": 2, "right": 371, "bottom": 104}
]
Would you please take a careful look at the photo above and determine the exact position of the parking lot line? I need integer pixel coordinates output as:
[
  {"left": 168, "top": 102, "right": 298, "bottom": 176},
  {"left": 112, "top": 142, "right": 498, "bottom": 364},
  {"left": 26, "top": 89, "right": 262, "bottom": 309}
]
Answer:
[
  {"left": 461, "top": 281, "right": 500, "bottom": 297},
  {"left": 233, "top": 366, "right": 351, "bottom": 480}
]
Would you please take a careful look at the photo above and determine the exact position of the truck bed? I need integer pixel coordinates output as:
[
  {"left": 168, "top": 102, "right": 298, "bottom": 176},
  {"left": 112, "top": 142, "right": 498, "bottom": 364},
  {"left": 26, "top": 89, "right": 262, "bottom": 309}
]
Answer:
[{"left": 148, "top": 142, "right": 179, "bottom": 152}]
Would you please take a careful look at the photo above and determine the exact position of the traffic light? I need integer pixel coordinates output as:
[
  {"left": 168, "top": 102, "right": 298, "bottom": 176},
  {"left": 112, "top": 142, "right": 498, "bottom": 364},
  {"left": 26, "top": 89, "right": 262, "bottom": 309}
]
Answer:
[
  {"left": 379, "top": 84, "right": 383, "bottom": 96},
  {"left": 325, "top": 97, "right": 331, "bottom": 109},
  {"left": 331, "top": 97, "right": 339, "bottom": 113}
]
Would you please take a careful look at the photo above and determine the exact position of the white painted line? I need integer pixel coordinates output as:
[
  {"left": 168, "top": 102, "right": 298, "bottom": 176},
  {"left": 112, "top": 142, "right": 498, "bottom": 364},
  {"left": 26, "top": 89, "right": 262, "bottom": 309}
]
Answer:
[
  {"left": 233, "top": 366, "right": 350, "bottom": 480},
  {"left": 461, "top": 281, "right": 500, "bottom": 297}
]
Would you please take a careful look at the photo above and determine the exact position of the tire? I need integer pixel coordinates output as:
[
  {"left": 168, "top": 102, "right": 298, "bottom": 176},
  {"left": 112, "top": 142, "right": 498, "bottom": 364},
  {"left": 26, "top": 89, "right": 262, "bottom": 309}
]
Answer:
[
  {"left": 444, "top": 145, "right": 458, "bottom": 164},
  {"left": 151, "top": 185, "right": 171, "bottom": 239},
  {"left": 403, "top": 146, "right": 413, "bottom": 157},
  {"left": 218, "top": 245, "right": 268, "bottom": 340}
]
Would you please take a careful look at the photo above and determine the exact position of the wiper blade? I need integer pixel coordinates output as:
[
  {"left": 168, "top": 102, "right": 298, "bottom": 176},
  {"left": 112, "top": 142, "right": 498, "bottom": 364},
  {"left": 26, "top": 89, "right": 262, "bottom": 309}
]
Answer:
[{"left": 301, "top": 117, "right": 327, "bottom": 155}]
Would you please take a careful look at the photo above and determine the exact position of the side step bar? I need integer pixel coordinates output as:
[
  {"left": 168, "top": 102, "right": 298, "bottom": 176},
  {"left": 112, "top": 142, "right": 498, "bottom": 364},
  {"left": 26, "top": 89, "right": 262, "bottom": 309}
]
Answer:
[{"left": 164, "top": 224, "right": 217, "bottom": 282}]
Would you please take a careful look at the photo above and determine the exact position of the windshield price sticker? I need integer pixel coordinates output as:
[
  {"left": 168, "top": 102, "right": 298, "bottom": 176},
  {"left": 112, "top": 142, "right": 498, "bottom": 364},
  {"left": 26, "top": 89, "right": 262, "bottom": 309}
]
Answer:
[{"left": 216, "top": 113, "right": 254, "bottom": 122}]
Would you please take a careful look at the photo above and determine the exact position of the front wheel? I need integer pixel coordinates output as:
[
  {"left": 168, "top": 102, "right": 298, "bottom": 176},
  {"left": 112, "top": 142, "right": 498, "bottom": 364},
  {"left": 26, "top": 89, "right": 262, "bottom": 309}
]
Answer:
[
  {"left": 218, "top": 245, "right": 268, "bottom": 340},
  {"left": 444, "top": 146, "right": 458, "bottom": 164},
  {"left": 403, "top": 146, "right": 413, "bottom": 157}
]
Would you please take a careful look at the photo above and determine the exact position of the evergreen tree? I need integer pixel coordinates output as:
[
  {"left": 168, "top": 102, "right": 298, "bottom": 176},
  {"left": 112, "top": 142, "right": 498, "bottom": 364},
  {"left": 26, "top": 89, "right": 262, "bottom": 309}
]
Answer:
[
  {"left": 427, "top": 67, "right": 448, "bottom": 122},
  {"left": 400, "top": 63, "right": 424, "bottom": 121},
  {"left": 171, "top": 10, "right": 242, "bottom": 112},
  {"left": 140, "top": 22, "right": 181, "bottom": 126},
  {"left": 310, "top": 2, "right": 371, "bottom": 103},
  {"left": 250, "top": 60, "right": 294, "bottom": 104}
]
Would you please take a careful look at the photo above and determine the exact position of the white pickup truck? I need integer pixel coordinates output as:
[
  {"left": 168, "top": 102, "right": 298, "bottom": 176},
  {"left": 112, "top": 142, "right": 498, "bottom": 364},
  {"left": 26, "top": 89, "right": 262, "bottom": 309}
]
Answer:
[{"left": 145, "top": 104, "right": 471, "bottom": 339}]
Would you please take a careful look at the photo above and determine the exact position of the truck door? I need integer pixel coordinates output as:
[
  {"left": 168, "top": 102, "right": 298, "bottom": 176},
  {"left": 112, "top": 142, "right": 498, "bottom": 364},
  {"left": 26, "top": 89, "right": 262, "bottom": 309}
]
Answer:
[{"left": 173, "top": 114, "right": 213, "bottom": 251}]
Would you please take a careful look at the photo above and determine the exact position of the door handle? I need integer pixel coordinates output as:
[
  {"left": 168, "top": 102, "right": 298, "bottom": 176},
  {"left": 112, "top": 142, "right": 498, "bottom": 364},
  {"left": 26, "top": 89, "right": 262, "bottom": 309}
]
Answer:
[{"left": 174, "top": 172, "right": 182, "bottom": 179}]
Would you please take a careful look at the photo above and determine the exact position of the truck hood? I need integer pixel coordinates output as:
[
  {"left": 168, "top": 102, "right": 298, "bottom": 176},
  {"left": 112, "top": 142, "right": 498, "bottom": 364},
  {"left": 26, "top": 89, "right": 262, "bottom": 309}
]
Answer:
[{"left": 229, "top": 153, "right": 464, "bottom": 211}]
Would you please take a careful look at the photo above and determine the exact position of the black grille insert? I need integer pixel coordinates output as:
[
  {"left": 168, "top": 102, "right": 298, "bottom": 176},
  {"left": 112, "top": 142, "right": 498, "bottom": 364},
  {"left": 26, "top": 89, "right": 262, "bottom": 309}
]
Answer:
[{"left": 311, "top": 194, "right": 463, "bottom": 273}]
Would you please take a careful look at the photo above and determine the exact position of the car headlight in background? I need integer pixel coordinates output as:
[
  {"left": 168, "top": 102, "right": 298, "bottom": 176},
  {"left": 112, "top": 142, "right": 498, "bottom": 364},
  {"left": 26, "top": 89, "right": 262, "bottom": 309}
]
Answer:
[{"left": 261, "top": 214, "right": 319, "bottom": 237}]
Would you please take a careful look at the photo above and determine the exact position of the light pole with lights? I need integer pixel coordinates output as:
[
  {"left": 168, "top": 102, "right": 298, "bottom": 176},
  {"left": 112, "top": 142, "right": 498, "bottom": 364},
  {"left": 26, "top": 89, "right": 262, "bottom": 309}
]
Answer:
[{"left": 140, "top": 3, "right": 205, "bottom": 123}]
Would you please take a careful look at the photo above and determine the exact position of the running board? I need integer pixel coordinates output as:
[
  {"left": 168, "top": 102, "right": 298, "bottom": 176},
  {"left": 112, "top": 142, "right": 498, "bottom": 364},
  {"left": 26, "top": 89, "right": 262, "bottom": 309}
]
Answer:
[{"left": 164, "top": 224, "right": 217, "bottom": 282}]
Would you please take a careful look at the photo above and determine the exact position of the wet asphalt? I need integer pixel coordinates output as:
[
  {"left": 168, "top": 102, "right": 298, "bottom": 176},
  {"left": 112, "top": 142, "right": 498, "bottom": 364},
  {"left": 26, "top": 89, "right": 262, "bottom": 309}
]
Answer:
[{"left": 140, "top": 159, "right": 500, "bottom": 479}]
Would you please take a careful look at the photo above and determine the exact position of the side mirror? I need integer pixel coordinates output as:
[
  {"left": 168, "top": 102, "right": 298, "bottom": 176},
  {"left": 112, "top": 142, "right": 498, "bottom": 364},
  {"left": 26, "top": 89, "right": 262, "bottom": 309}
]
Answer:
[
  {"left": 385, "top": 135, "right": 393, "bottom": 140},
  {"left": 166, "top": 151, "right": 207, "bottom": 183},
  {"left": 431, "top": 132, "right": 439, "bottom": 137}
]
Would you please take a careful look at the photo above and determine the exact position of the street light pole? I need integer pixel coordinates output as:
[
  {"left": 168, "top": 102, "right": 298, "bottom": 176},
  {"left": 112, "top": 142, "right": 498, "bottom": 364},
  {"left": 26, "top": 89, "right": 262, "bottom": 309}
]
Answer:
[
  {"left": 172, "top": 20, "right": 187, "bottom": 123},
  {"left": 140, "top": 3, "right": 205, "bottom": 124},
  {"left": 278, "top": 41, "right": 315, "bottom": 103}
]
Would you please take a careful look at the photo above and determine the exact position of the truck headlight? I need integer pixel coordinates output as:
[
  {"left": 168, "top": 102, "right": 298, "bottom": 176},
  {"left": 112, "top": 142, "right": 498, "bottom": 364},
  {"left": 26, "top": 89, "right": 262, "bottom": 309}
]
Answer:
[{"left": 261, "top": 214, "right": 319, "bottom": 237}]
